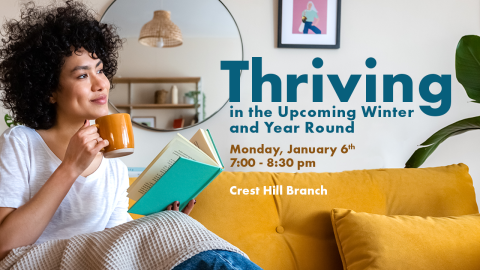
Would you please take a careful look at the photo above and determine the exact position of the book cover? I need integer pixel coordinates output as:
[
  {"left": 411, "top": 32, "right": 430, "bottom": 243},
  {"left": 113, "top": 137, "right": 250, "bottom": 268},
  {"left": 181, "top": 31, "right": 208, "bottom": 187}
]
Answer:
[
  {"left": 128, "top": 157, "right": 222, "bottom": 215},
  {"left": 173, "top": 118, "right": 184, "bottom": 129}
]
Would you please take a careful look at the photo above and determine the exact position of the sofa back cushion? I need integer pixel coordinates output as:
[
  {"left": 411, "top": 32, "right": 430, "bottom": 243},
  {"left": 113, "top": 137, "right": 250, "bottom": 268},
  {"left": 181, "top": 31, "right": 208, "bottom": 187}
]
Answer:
[{"left": 186, "top": 164, "right": 478, "bottom": 270}]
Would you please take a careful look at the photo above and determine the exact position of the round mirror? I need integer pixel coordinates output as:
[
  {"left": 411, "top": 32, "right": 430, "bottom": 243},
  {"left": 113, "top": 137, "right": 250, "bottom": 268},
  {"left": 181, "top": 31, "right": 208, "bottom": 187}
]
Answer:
[{"left": 101, "top": 0, "right": 243, "bottom": 131}]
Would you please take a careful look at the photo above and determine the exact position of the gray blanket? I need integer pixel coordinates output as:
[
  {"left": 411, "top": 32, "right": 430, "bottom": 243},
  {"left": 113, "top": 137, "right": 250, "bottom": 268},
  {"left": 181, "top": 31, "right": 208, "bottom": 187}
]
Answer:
[{"left": 0, "top": 211, "right": 246, "bottom": 270}]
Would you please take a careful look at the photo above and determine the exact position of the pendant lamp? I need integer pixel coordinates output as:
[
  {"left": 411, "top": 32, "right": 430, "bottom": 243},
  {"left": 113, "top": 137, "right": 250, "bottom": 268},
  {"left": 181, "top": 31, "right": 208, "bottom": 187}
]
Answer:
[{"left": 138, "top": 10, "right": 182, "bottom": 48}]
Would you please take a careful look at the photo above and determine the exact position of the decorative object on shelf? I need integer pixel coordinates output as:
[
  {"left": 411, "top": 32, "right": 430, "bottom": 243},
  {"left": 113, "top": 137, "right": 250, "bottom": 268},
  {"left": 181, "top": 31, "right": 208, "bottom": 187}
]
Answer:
[
  {"left": 278, "top": 0, "right": 342, "bottom": 49},
  {"left": 184, "top": 90, "right": 205, "bottom": 120},
  {"left": 155, "top": 89, "right": 168, "bottom": 104},
  {"left": 406, "top": 35, "right": 480, "bottom": 168},
  {"left": 139, "top": 10, "right": 182, "bottom": 48},
  {"left": 184, "top": 91, "right": 200, "bottom": 104},
  {"left": 184, "top": 92, "right": 194, "bottom": 104},
  {"left": 184, "top": 96, "right": 194, "bottom": 104},
  {"left": 171, "top": 85, "right": 179, "bottom": 104},
  {"left": 173, "top": 118, "right": 184, "bottom": 129},
  {"left": 132, "top": 116, "right": 156, "bottom": 128}
]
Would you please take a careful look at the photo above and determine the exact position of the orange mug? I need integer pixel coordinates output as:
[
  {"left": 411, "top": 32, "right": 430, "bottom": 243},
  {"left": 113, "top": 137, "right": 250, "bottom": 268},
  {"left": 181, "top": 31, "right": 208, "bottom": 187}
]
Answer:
[{"left": 93, "top": 113, "right": 134, "bottom": 158}]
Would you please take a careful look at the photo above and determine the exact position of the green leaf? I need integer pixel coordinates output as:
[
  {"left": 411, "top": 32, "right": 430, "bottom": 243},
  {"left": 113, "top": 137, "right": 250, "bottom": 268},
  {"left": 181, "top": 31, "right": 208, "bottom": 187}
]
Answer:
[
  {"left": 4, "top": 114, "right": 19, "bottom": 127},
  {"left": 456, "top": 35, "right": 480, "bottom": 103},
  {"left": 405, "top": 116, "right": 480, "bottom": 168},
  {"left": 4, "top": 114, "right": 13, "bottom": 127}
]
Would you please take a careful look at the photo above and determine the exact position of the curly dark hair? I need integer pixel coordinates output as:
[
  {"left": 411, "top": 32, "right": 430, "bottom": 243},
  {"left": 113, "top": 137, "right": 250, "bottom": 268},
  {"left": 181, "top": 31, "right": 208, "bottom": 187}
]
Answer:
[{"left": 0, "top": 0, "right": 122, "bottom": 129}]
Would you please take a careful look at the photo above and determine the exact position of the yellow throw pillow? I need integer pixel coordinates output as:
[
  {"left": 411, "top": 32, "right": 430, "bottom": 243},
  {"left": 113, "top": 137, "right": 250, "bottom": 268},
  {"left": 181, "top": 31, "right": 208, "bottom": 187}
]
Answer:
[{"left": 331, "top": 208, "right": 480, "bottom": 270}]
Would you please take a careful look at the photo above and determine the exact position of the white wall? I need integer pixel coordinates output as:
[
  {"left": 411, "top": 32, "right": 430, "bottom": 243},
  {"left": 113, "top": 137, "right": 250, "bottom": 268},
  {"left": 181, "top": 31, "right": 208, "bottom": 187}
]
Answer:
[{"left": 1, "top": 0, "right": 479, "bottom": 203}]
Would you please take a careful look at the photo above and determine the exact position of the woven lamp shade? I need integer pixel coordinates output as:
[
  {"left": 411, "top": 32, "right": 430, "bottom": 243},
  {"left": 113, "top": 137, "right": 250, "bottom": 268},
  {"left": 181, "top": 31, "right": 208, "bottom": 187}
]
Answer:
[{"left": 139, "top": 10, "right": 182, "bottom": 48}]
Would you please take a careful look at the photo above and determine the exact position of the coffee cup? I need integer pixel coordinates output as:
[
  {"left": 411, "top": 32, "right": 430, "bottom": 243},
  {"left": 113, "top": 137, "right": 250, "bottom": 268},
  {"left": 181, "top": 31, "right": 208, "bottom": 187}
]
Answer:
[{"left": 93, "top": 113, "right": 134, "bottom": 158}]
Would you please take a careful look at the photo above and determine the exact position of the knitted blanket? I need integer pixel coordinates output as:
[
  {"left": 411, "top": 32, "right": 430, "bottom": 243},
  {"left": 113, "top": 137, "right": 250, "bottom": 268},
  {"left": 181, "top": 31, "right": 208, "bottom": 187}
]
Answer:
[{"left": 0, "top": 211, "right": 247, "bottom": 270}]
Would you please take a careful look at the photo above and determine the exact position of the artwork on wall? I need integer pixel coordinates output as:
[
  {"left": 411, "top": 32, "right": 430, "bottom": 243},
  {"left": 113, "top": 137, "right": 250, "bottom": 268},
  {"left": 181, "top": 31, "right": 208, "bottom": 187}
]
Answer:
[
  {"left": 132, "top": 117, "right": 156, "bottom": 128},
  {"left": 278, "top": 0, "right": 341, "bottom": 49}
]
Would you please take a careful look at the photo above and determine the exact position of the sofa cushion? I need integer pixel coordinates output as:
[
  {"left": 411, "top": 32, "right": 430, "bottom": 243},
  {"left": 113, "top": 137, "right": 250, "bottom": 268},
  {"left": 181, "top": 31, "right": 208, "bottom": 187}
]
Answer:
[
  {"left": 130, "top": 163, "right": 479, "bottom": 270},
  {"left": 331, "top": 208, "right": 480, "bottom": 270}
]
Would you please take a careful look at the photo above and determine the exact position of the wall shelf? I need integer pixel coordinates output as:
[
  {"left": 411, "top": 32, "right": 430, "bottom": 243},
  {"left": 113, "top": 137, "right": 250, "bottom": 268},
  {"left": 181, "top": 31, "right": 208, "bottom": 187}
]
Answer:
[
  {"left": 114, "top": 104, "right": 199, "bottom": 109},
  {"left": 112, "top": 76, "right": 202, "bottom": 115},
  {"left": 113, "top": 77, "right": 201, "bottom": 84}
]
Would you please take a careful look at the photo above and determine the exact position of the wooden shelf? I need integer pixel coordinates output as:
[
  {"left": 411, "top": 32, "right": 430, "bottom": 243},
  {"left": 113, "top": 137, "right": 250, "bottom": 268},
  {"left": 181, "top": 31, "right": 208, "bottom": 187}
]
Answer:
[
  {"left": 113, "top": 77, "right": 201, "bottom": 84},
  {"left": 112, "top": 77, "right": 202, "bottom": 120},
  {"left": 113, "top": 104, "right": 198, "bottom": 109}
]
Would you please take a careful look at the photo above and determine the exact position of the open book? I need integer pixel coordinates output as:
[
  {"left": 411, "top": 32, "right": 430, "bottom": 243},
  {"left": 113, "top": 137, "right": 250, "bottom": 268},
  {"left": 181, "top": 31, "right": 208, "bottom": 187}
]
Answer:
[{"left": 127, "top": 129, "right": 224, "bottom": 215}]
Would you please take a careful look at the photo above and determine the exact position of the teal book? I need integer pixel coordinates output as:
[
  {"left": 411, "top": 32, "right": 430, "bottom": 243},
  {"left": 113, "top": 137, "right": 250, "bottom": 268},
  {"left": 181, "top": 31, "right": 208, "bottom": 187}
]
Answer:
[{"left": 127, "top": 129, "right": 223, "bottom": 215}]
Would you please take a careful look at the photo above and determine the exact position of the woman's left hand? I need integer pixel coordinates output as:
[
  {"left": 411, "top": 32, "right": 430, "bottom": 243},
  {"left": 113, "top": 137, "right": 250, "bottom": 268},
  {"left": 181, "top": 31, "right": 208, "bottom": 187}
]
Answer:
[{"left": 167, "top": 199, "right": 196, "bottom": 215}]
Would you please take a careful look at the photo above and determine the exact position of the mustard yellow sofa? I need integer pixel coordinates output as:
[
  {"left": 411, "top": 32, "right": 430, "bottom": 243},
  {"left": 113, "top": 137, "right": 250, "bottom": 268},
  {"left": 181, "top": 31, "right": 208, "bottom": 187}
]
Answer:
[{"left": 129, "top": 163, "right": 479, "bottom": 270}]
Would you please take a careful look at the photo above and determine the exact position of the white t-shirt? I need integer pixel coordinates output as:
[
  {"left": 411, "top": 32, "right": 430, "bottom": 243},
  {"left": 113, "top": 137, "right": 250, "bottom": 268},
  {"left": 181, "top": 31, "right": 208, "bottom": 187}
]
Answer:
[{"left": 0, "top": 125, "right": 133, "bottom": 244}]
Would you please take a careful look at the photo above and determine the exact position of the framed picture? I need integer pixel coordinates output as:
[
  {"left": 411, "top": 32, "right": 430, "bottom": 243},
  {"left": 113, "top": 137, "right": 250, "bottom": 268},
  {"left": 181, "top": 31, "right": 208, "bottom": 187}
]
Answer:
[
  {"left": 278, "top": 0, "right": 341, "bottom": 49},
  {"left": 132, "top": 117, "right": 156, "bottom": 128}
]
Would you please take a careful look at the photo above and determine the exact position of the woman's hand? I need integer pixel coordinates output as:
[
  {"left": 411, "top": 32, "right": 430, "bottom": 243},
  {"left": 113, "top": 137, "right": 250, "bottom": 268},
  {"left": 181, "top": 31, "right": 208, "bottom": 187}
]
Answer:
[
  {"left": 62, "top": 120, "right": 109, "bottom": 176},
  {"left": 167, "top": 200, "right": 196, "bottom": 215}
]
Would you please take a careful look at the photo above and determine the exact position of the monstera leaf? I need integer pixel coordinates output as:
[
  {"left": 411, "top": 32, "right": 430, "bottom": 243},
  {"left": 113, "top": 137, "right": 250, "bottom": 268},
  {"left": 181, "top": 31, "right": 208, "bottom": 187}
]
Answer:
[
  {"left": 4, "top": 114, "right": 19, "bottom": 127},
  {"left": 405, "top": 116, "right": 480, "bottom": 168},
  {"left": 456, "top": 35, "right": 480, "bottom": 102},
  {"left": 405, "top": 35, "right": 480, "bottom": 168}
]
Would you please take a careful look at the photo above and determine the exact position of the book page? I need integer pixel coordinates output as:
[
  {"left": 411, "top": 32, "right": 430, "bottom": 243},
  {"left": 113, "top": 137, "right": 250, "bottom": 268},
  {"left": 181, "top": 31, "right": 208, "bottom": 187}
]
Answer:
[
  {"left": 202, "top": 129, "right": 223, "bottom": 167},
  {"left": 127, "top": 140, "right": 173, "bottom": 193},
  {"left": 189, "top": 129, "right": 220, "bottom": 166},
  {"left": 127, "top": 134, "right": 218, "bottom": 201},
  {"left": 206, "top": 129, "right": 224, "bottom": 168}
]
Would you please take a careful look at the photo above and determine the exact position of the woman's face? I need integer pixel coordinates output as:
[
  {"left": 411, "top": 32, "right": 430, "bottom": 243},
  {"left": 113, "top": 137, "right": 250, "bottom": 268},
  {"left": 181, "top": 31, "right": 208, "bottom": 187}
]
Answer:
[
  {"left": 51, "top": 48, "right": 110, "bottom": 122},
  {"left": 308, "top": 3, "right": 312, "bottom": 10}
]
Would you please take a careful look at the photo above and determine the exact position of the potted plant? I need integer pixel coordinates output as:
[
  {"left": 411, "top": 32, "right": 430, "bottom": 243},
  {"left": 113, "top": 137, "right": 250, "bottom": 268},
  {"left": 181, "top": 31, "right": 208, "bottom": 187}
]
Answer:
[
  {"left": 406, "top": 35, "right": 480, "bottom": 168},
  {"left": 184, "top": 91, "right": 199, "bottom": 104},
  {"left": 184, "top": 91, "right": 205, "bottom": 122}
]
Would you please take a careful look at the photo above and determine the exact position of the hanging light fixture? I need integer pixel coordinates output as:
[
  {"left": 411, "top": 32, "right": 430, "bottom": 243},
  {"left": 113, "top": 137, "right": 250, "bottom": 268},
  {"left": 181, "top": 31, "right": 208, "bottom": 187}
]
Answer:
[{"left": 138, "top": 10, "right": 182, "bottom": 48}]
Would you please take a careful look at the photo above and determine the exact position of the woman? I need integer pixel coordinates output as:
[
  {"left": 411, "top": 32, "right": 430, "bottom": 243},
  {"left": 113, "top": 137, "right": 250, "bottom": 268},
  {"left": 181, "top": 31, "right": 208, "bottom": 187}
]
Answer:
[
  {"left": 302, "top": 1, "right": 322, "bottom": 34},
  {"left": 0, "top": 1, "right": 262, "bottom": 269}
]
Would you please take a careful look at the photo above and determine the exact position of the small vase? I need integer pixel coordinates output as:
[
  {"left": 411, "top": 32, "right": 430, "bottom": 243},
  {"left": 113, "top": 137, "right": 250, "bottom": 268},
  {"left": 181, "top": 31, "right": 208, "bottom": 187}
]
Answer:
[
  {"left": 184, "top": 96, "right": 194, "bottom": 104},
  {"left": 171, "top": 85, "right": 178, "bottom": 104}
]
